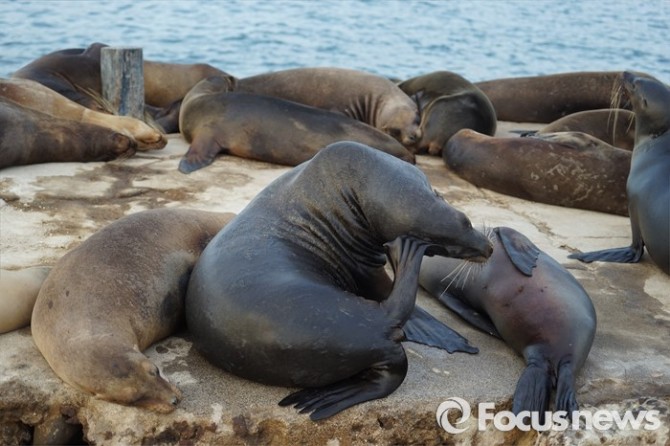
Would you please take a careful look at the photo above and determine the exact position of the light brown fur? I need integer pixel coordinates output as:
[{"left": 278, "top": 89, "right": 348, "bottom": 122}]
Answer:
[{"left": 31, "top": 209, "right": 235, "bottom": 412}]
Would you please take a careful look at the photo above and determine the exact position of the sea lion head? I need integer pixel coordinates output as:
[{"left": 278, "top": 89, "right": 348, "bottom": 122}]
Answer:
[
  {"left": 622, "top": 71, "right": 670, "bottom": 139},
  {"left": 96, "top": 349, "right": 182, "bottom": 413}
]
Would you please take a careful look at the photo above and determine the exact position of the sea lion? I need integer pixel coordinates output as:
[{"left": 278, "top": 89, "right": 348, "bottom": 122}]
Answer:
[
  {"left": 235, "top": 67, "right": 421, "bottom": 147},
  {"left": 443, "top": 129, "right": 631, "bottom": 216},
  {"left": 0, "top": 97, "right": 137, "bottom": 169},
  {"left": 569, "top": 71, "right": 670, "bottom": 275},
  {"left": 185, "top": 141, "right": 492, "bottom": 420},
  {"left": 12, "top": 43, "right": 107, "bottom": 111},
  {"left": 178, "top": 76, "right": 415, "bottom": 173},
  {"left": 524, "top": 109, "right": 636, "bottom": 151},
  {"left": 0, "top": 77, "right": 166, "bottom": 150},
  {"left": 31, "top": 208, "right": 235, "bottom": 412},
  {"left": 398, "top": 71, "right": 497, "bottom": 155},
  {"left": 0, "top": 267, "right": 51, "bottom": 334},
  {"left": 475, "top": 71, "right": 629, "bottom": 123},
  {"left": 420, "top": 227, "right": 596, "bottom": 419},
  {"left": 12, "top": 42, "right": 233, "bottom": 133}
]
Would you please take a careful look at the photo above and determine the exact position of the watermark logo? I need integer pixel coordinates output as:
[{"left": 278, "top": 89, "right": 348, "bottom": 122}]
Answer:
[
  {"left": 436, "top": 397, "right": 471, "bottom": 434},
  {"left": 436, "top": 398, "right": 662, "bottom": 433}
]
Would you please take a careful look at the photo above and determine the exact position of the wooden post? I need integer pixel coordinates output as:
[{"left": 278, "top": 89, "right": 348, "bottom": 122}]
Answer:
[{"left": 100, "top": 47, "right": 145, "bottom": 120}]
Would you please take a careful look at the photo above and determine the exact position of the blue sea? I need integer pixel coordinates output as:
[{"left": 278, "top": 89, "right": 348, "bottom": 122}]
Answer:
[{"left": 1, "top": 0, "right": 668, "bottom": 83}]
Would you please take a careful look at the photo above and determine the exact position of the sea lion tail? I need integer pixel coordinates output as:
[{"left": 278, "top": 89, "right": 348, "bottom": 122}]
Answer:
[
  {"left": 512, "top": 359, "right": 552, "bottom": 422},
  {"left": 554, "top": 360, "right": 579, "bottom": 414}
]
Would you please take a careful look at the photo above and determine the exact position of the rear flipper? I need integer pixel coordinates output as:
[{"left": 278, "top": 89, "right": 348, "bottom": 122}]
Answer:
[
  {"left": 279, "top": 353, "right": 408, "bottom": 421},
  {"left": 568, "top": 245, "right": 643, "bottom": 264},
  {"left": 512, "top": 358, "right": 552, "bottom": 423},
  {"left": 554, "top": 360, "right": 578, "bottom": 413},
  {"left": 403, "top": 305, "right": 478, "bottom": 354}
]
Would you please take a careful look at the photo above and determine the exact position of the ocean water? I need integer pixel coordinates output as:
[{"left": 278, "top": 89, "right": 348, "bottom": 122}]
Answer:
[{"left": 1, "top": 0, "right": 668, "bottom": 83}]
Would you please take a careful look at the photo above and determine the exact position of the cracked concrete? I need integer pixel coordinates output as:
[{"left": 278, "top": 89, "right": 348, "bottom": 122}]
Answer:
[{"left": 1, "top": 126, "right": 669, "bottom": 445}]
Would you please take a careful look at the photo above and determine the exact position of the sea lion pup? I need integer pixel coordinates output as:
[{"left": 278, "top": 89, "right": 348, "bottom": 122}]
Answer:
[
  {"left": 0, "top": 97, "right": 137, "bottom": 169},
  {"left": 397, "top": 71, "right": 497, "bottom": 155},
  {"left": 525, "top": 109, "right": 636, "bottom": 151},
  {"left": 420, "top": 227, "right": 596, "bottom": 420},
  {"left": 570, "top": 72, "right": 670, "bottom": 275},
  {"left": 443, "top": 129, "right": 631, "bottom": 216},
  {"left": 185, "top": 141, "right": 492, "bottom": 420},
  {"left": 178, "top": 76, "right": 415, "bottom": 173},
  {"left": 31, "top": 208, "right": 235, "bottom": 412},
  {"left": 475, "top": 71, "right": 629, "bottom": 123},
  {"left": 0, "top": 267, "right": 51, "bottom": 334},
  {"left": 0, "top": 77, "right": 166, "bottom": 150},
  {"left": 235, "top": 67, "right": 421, "bottom": 147}
]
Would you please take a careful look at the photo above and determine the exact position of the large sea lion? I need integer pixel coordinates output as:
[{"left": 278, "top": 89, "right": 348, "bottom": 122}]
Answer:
[
  {"left": 443, "top": 129, "right": 631, "bottom": 216},
  {"left": 31, "top": 208, "right": 235, "bottom": 412},
  {"left": 569, "top": 71, "right": 670, "bottom": 275},
  {"left": 12, "top": 43, "right": 233, "bottom": 133},
  {"left": 0, "top": 77, "right": 166, "bottom": 150},
  {"left": 523, "top": 109, "right": 636, "bottom": 151},
  {"left": 178, "top": 76, "right": 415, "bottom": 173},
  {"left": 235, "top": 67, "right": 421, "bottom": 147},
  {"left": 0, "top": 97, "right": 137, "bottom": 169},
  {"left": 185, "top": 141, "right": 492, "bottom": 420},
  {"left": 0, "top": 267, "right": 51, "bottom": 334},
  {"left": 398, "top": 71, "right": 497, "bottom": 155},
  {"left": 420, "top": 227, "right": 596, "bottom": 419},
  {"left": 475, "top": 71, "right": 628, "bottom": 123}
]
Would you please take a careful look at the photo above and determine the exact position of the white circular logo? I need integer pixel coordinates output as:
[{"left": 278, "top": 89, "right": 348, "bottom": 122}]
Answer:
[{"left": 436, "top": 397, "right": 471, "bottom": 434}]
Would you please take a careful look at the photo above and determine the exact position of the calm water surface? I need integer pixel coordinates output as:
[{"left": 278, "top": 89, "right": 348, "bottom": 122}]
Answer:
[{"left": 1, "top": 0, "right": 668, "bottom": 83}]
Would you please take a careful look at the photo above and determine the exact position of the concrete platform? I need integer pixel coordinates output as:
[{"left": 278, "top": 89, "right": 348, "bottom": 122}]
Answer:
[{"left": 1, "top": 127, "right": 668, "bottom": 445}]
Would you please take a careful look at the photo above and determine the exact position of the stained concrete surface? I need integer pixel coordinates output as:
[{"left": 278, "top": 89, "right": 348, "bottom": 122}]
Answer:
[{"left": 0, "top": 126, "right": 668, "bottom": 445}]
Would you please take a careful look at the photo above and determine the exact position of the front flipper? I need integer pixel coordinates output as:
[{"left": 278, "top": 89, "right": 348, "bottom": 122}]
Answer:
[
  {"left": 403, "top": 305, "right": 478, "bottom": 353},
  {"left": 495, "top": 227, "right": 540, "bottom": 277},
  {"left": 436, "top": 291, "right": 501, "bottom": 338},
  {"left": 279, "top": 353, "right": 408, "bottom": 421},
  {"left": 178, "top": 128, "right": 224, "bottom": 174},
  {"left": 568, "top": 245, "right": 643, "bottom": 264}
]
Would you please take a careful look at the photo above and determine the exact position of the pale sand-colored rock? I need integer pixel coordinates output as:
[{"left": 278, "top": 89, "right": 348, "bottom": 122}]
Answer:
[{"left": 1, "top": 126, "right": 668, "bottom": 444}]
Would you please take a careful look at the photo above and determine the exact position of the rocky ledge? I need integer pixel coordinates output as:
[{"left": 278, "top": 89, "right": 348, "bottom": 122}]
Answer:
[{"left": 1, "top": 129, "right": 668, "bottom": 445}]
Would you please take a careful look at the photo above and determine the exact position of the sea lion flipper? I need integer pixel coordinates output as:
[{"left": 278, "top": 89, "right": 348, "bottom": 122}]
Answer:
[
  {"left": 495, "top": 227, "right": 540, "bottom": 277},
  {"left": 278, "top": 353, "right": 408, "bottom": 421},
  {"left": 568, "top": 246, "right": 643, "bottom": 264},
  {"left": 178, "top": 131, "right": 223, "bottom": 174},
  {"left": 554, "top": 361, "right": 578, "bottom": 413},
  {"left": 435, "top": 292, "right": 501, "bottom": 338},
  {"left": 512, "top": 360, "right": 552, "bottom": 421},
  {"left": 402, "top": 306, "right": 478, "bottom": 354}
]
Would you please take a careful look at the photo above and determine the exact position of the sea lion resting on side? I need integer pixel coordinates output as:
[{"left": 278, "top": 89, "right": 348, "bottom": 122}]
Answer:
[
  {"left": 12, "top": 42, "right": 233, "bottom": 133},
  {"left": 522, "top": 109, "right": 636, "bottom": 151},
  {"left": 0, "top": 77, "right": 166, "bottom": 150},
  {"left": 178, "top": 76, "right": 415, "bottom": 173},
  {"left": 420, "top": 226, "right": 596, "bottom": 419},
  {"left": 235, "top": 67, "right": 421, "bottom": 147},
  {"left": 31, "top": 208, "right": 235, "bottom": 412},
  {"left": 0, "top": 97, "right": 138, "bottom": 169},
  {"left": 443, "top": 129, "right": 631, "bottom": 216},
  {"left": 475, "top": 71, "right": 629, "bottom": 123}
]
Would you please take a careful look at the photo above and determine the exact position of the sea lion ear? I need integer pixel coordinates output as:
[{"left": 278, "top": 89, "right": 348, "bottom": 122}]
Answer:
[{"left": 495, "top": 227, "right": 540, "bottom": 277}]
